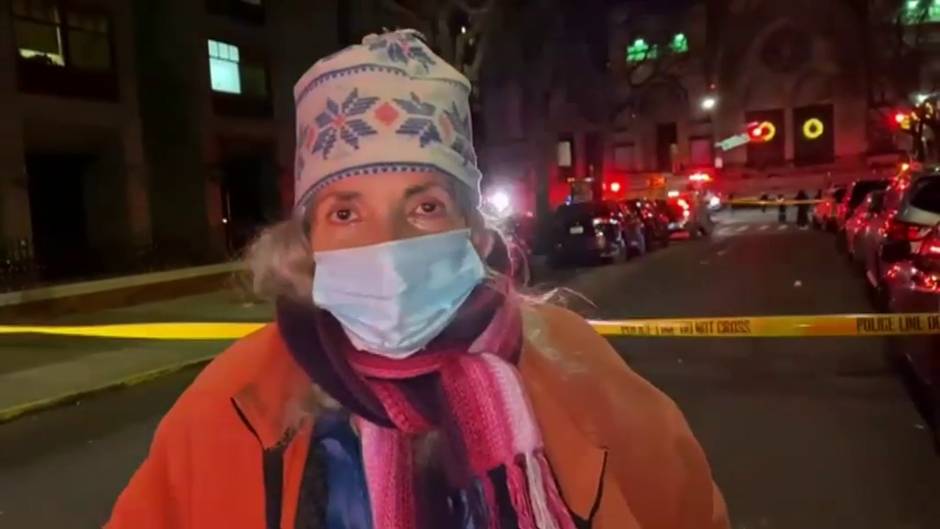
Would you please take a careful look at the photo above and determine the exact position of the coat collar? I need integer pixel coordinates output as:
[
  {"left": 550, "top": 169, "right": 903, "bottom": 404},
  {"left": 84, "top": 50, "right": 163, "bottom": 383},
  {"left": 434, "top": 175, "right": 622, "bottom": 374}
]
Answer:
[{"left": 230, "top": 311, "right": 608, "bottom": 519}]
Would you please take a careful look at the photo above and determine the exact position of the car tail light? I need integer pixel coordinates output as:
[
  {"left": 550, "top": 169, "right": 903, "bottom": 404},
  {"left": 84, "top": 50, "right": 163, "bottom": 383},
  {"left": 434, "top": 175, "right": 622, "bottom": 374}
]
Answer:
[
  {"left": 917, "top": 228, "right": 940, "bottom": 272},
  {"left": 885, "top": 218, "right": 931, "bottom": 242}
]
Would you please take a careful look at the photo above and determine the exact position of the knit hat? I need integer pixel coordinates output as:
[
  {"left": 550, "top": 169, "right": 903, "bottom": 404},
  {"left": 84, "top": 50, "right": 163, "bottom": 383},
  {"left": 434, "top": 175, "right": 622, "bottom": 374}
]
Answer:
[{"left": 292, "top": 29, "right": 481, "bottom": 211}]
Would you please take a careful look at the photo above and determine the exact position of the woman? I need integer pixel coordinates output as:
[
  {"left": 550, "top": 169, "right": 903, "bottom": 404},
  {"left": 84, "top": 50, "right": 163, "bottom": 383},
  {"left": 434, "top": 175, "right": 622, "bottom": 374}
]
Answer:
[{"left": 108, "top": 30, "right": 728, "bottom": 529}]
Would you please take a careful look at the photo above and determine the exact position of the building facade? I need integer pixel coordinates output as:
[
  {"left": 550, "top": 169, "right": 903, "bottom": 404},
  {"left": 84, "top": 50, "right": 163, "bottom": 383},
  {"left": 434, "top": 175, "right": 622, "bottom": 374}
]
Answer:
[
  {"left": 602, "top": 0, "right": 917, "bottom": 198},
  {"left": 0, "top": 0, "right": 349, "bottom": 288}
]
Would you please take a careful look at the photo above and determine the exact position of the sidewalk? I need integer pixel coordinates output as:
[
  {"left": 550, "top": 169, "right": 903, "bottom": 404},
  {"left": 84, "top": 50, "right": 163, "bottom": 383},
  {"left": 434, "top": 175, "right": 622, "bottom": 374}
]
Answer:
[{"left": 0, "top": 290, "right": 273, "bottom": 422}]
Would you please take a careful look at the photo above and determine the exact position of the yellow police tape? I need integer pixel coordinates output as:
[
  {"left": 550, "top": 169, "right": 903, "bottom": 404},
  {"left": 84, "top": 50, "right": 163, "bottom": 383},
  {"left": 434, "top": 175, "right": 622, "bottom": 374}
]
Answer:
[
  {"left": 0, "top": 314, "right": 939, "bottom": 340},
  {"left": 0, "top": 322, "right": 265, "bottom": 340},
  {"left": 589, "top": 313, "right": 940, "bottom": 338}
]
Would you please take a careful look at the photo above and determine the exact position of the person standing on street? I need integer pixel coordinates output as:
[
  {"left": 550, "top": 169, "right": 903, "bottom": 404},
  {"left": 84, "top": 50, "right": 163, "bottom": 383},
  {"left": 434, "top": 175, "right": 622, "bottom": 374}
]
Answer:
[
  {"left": 777, "top": 193, "right": 787, "bottom": 223},
  {"left": 107, "top": 29, "right": 727, "bottom": 529},
  {"left": 795, "top": 189, "right": 810, "bottom": 227}
]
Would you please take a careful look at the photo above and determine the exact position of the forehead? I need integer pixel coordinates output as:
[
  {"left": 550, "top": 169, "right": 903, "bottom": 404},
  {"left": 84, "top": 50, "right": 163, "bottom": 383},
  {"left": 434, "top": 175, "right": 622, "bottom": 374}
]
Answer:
[{"left": 314, "top": 170, "right": 453, "bottom": 200}]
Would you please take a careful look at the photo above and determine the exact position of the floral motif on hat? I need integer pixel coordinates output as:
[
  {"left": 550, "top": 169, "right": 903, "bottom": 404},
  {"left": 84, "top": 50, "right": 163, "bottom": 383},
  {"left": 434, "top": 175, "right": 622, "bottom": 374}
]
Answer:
[{"left": 311, "top": 89, "right": 380, "bottom": 159}]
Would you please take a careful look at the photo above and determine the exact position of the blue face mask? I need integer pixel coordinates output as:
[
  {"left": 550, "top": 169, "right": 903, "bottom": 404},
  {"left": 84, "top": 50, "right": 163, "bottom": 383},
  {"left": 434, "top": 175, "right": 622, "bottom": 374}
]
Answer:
[{"left": 312, "top": 229, "right": 486, "bottom": 358}]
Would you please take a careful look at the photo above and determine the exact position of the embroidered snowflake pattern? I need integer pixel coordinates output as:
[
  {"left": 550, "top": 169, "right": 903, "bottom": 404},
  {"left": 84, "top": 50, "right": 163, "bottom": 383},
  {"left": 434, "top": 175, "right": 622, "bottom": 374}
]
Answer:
[
  {"left": 311, "top": 89, "right": 379, "bottom": 159},
  {"left": 394, "top": 93, "right": 441, "bottom": 147},
  {"left": 367, "top": 32, "right": 436, "bottom": 70},
  {"left": 443, "top": 103, "right": 476, "bottom": 165}
]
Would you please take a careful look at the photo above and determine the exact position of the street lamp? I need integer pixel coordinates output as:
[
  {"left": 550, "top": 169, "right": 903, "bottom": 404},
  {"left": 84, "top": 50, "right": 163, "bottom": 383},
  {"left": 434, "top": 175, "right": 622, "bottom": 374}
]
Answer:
[{"left": 701, "top": 95, "right": 717, "bottom": 111}]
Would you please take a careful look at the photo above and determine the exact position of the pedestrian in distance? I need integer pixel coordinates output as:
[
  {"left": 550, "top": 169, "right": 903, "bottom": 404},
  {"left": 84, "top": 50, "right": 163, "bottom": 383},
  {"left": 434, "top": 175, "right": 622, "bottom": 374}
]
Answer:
[
  {"left": 777, "top": 193, "right": 787, "bottom": 223},
  {"left": 107, "top": 29, "right": 728, "bottom": 529},
  {"left": 760, "top": 192, "right": 769, "bottom": 212},
  {"left": 795, "top": 189, "right": 810, "bottom": 227}
]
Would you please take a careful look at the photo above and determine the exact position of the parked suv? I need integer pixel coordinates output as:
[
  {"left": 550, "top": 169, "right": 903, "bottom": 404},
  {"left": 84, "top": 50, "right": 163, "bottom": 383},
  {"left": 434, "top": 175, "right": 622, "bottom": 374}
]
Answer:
[
  {"left": 883, "top": 222, "right": 940, "bottom": 449},
  {"left": 549, "top": 201, "right": 626, "bottom": 265},
  {"left": 858, "top": 171, "right": 940, "bottom": 302}
]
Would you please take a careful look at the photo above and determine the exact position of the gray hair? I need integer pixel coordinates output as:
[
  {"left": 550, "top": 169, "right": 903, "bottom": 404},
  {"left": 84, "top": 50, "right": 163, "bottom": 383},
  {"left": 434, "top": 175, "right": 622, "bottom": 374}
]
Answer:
[{"left": 245, "top": 181, "right": 482, "bottom": 301}]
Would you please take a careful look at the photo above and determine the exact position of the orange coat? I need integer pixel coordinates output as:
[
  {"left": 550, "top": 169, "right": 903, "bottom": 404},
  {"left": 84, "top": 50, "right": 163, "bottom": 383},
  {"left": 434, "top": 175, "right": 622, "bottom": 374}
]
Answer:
[{"left": 107, "top": 303, "right": 729, "bottom": 529}]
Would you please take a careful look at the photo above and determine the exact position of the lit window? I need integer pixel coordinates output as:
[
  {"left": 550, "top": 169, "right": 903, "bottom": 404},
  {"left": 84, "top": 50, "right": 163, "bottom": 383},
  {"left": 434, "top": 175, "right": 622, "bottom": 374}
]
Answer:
[
  {"left": 626, "top": 38, "right": 658, "bottom": 63},
  {"left": 903, "top": 0, "right": 940, "bottom": 24},
  {"left": 208, "top": 39, "right": 242, "bottom": 94},
  {"left": 557, "top": 140, "right": 573, "bottom": 168},
  {"left": 12, "top": 0, "right": 65, "bottom": 66},
  {"left": 671, "top": 33, "right": 689, "bottom": 54}
]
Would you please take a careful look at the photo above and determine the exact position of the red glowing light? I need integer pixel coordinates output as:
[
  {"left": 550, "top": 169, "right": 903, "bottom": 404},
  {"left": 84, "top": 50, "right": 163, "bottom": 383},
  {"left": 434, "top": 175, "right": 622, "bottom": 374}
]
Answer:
[
  {"left": 610, "top": 182, "right": 622, "bottom": 193},
  {"left": 894, "top": 112, "right": 907, "bottom": 125}
]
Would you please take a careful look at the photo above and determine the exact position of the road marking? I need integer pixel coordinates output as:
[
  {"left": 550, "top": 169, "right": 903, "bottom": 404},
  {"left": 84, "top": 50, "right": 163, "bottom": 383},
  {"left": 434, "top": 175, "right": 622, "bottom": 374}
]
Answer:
[
  {"left": 735, "top": 225, "right": 748, "bottom": 233},
  {"left": 777, "top": 225, "right": 788, "bottom": 231},
  {"left": 759, "top": 225, "right": 769, "bottom": 231},
  {"left": 717, "top": 249, "right": 727, "bottom": 256}
]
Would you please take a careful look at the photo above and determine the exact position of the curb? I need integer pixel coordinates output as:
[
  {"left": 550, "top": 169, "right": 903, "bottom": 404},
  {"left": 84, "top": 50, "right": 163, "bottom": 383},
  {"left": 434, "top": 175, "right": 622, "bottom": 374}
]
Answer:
[{"left": 0, "top": 355, "right": 216, "bottom": 425}]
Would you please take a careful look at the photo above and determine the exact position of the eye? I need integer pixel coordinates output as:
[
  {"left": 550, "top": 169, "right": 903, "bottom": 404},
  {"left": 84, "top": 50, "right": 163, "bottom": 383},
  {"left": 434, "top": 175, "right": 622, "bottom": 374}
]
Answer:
[
  {"left": 328, "top": 208, "right": 359, "bottom": 223},
  {"left": 414, "top": 200, "right": 445, "bottom": 216}
]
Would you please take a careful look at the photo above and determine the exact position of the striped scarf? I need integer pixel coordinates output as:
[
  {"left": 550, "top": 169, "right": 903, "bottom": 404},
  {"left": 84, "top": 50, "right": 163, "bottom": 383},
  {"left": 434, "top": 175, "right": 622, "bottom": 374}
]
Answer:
[{"left": 277, "top": 278, "right": 576, "bottom": 529}]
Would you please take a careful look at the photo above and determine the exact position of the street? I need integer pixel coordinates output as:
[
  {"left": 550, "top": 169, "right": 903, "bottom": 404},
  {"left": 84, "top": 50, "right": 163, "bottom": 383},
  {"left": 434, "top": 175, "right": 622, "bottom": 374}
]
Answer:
[{"left": 1, "top": 210, "right": 939, "bottom": 528}]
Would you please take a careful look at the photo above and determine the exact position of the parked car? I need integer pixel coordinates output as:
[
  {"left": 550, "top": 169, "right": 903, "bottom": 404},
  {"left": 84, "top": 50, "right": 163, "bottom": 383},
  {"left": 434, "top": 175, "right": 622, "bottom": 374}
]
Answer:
[
  {"left": 656, "top": 193, "right": 713, "bottom": 238},
  {"left": 844, "top": 190, "right": 885, "bottom": 261},
  {"left": 812, "top": 186, "right": 846, "bottom": 230},
  {"left": 882, "top": 222, "right": 940, "bottom": 449},
  {"left": 834, "top": 179, "right": 889, "bottom": 233},
  {"left": 624, "top": 198, "right": 670, "bottom": 250},
  {"left": 549, "top": 201, "right": 630, "bottom": 266},
  {"left": 857, "top": 171, "right": 940, "bottom": 303}
]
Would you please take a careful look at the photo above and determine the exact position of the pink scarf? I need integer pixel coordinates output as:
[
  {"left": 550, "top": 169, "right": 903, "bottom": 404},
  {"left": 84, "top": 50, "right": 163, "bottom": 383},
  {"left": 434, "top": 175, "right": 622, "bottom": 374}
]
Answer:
[{"left": 278, "top": 278, "right": 577, "bottom": 529}]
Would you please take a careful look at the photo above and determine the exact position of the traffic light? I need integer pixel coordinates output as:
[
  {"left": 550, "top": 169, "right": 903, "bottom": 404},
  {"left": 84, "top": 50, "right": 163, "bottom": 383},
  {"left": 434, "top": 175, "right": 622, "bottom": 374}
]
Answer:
[{"left": 746, "top": 121, "right": 776, "bottom": 143}]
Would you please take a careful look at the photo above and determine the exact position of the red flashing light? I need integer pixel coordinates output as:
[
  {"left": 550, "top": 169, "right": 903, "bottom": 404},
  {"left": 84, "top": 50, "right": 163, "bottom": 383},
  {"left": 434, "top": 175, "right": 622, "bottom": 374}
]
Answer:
[
  {"left": 610, "top": 181, "right": 622, "bottom": 193},
  {"left": 894, "top": 112, "right": 907, "bottom": 125},
  {"left": 689, "top": 172, "right": 711, "bottom": 182}
]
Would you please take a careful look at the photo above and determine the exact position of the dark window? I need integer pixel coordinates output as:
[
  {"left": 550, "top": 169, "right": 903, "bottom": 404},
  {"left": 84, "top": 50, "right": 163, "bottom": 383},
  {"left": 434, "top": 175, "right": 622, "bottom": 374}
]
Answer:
[
  {"left": 66, "top": 12, "right": 111, "bottom": 70},
  {"left": 12, "top": 1, "right": 116, "bottom": 99},
  {"left": 910, "top": 178, "right": 940, "bottom": 214},
  {"left": 656, "top": 123, "right": 677, "bottom": 171},
  {"left": 205, "top": 0, "right": 265, "bottom": 26}
]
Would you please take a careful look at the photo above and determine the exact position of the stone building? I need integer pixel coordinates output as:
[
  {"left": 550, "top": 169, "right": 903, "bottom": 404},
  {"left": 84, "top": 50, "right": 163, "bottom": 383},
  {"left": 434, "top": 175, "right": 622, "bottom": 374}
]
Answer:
[{"left": 0, "top": 0, "right": 346, "bottom": 286}]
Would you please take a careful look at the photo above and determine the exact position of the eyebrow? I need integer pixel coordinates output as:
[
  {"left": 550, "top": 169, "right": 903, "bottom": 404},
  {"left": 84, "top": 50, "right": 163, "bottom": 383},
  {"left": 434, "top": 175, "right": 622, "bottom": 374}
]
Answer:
[
  {"left": 315, "top": 190, "right": 362, "bottom": 204},
  {"left": 403, "top": 182, "right": 447, "bottom": 199}
]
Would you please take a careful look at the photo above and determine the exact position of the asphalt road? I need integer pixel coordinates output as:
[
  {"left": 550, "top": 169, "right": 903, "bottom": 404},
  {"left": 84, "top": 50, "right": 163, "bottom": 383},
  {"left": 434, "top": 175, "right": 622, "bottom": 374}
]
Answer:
[{"left": 2, "top": 209, "right": 939, "bottom": 529}]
